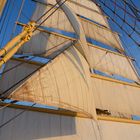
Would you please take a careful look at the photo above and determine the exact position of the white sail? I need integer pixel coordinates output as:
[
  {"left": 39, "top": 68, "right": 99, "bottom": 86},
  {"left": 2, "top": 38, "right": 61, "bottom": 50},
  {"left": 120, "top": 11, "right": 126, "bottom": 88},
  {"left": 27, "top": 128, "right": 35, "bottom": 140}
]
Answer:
[
  {"left": 21, "top": 1, "right": 122, "bottom": 56},
  {"left": 0, "top": 59, "right": 39, "bottom": 97},
  {"left": 0, "top": 107, "right": 140, "bottom": 140},
  {"left": 47, "top": 0, "right": 109, "bottom": 27},
  {"left": 89, "top": 45, "right": 139, "bottom": 81},
  {"left": 92, "top": 75, "right": 140, "bottom": 116},
  {"left": 80, "top": 19, "right": 123, "bottom": 51},
  {"left": 32, "top": 3, "right": 74, "bottom": 32},
  {"left": 0, "top": 46, "right": 96, "bottom": 118}
]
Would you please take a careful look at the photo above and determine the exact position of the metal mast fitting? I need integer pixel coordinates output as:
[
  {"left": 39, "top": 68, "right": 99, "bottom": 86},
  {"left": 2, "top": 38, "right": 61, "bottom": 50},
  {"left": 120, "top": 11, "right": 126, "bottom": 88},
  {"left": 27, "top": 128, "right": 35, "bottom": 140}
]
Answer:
[{"left": 0, "top": 21, "right": 36, "bottom": 68}]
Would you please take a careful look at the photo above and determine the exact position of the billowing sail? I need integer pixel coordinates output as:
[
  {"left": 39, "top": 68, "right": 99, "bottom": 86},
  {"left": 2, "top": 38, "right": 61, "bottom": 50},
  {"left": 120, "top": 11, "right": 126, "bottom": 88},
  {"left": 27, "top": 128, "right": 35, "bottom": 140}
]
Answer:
[
  {"left": 0, "top": 46, "right": 96, "bottom": 118},
  {"left": 92, "top": 75, "right": 140, "bottom": 116},
  {"left": 0, "top": 107, "right": 140, "bottom": 140}
]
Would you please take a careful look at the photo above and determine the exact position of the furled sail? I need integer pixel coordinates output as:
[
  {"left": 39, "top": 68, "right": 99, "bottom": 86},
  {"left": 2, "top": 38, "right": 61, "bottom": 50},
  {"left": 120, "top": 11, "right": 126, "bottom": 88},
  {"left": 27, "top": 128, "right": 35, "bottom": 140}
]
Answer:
[
  {"left": 48, "top": 0, "right": 122, "bottom": 51},
  {"left": 89, "top": 45, "right": 139, "bottom": 81},
  {"left": 0, "top": 46, "right": 96, "bottom": 118},
  {"left": 32, "top": 1, "right": 122, "bottom": 51},
  {"left": 92, "top": 75, "right": 140, "bottom": 116}
]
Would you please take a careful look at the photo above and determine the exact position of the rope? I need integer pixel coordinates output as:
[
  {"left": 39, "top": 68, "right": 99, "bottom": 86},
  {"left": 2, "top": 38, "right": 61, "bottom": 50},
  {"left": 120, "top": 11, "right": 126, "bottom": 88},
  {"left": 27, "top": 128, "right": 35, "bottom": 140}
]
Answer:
[
  {"left": 0, "top": 40, "right": 76, "bottom": 99},
  {"left": 0, "top": 0, "right": 68, "bottom": 75},
  {"left": 96, "top": 1, "right": 140, "bottom": 47},
  {"left": 33, "top": 0, "right": 67, "bottom": 32},
  {"left": 0, "top": 103, "right": 36, "bottom": 129}
]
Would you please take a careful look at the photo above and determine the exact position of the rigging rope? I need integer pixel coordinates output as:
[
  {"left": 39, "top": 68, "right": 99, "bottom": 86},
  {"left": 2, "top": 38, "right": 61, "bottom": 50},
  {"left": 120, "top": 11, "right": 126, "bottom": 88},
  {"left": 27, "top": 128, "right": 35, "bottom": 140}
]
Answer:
[
  {"left": 0, "top": 38, "right": 69, "bottom": 76},
  {"left": 0, "top": 103, "right": 36, "bottom": 129},
  {"left": 95, "top": 0, "right": 140, "bottom": 47},
  {"left": 0, "top": 0, "right": 71, "bottom": 100},
  {"left": 0, "top": 40, "right": 76, "bottom": 99},
  {"left": 98, "top": 0, "right": 140, "bottom": 36},
  {"left": 33, "top": 0, "right": 67, "bottom": 32},
  {"left": 0, "top": 0, "right": 68, "bottom": 74}
]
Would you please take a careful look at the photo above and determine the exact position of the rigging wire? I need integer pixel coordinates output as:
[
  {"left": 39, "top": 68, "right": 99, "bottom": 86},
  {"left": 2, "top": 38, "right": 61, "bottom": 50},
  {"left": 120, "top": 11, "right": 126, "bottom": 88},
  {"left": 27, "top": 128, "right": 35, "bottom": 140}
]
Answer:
[
  {"left": 0, "top": 0, "right": 70, "bottom": 99},
  {"left": 35, "top": 1, "right": 60, "bottom": 23},
  {"left": 0, "top": 103, "right": 36, "bottom": 129},
  {"left": 98, "top": 0, "right": 140, "bottom": 36},
  {"left": 0, "top": 40, "right": 76, "bottom": 99},
  {"left": 0, "top": 0, "right": 68, "bottom": 75},
  {"left": 96, "top": 1, "right": 140, "bottom": 47},
  {"left": 122, "top": 0, "right": 140, "bottom": 14},
  {"left": 0, "top": 41, "right": 76, "bottom": 129},
  {"left": 0, "top": 38, "right": 70, "bottom": 76},
  {"left": 33, "top": 0, "right": 67, "bottom": 32},
  {"left": 95, "top": 0, "right": 140, "bottom": 78},
  {"left": 120, "top": 35, "right": 140, "bottom": 72},
  {"left": 109, "top": 0, "right": 140, "bottom": 22}
]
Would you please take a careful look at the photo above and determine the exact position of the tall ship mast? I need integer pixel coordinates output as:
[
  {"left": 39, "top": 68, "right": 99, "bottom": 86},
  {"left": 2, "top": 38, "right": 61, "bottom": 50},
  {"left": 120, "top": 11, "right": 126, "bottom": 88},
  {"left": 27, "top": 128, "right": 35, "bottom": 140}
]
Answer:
[{"left": 0, "top": 0, "right": 140, "bottom": 139}]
